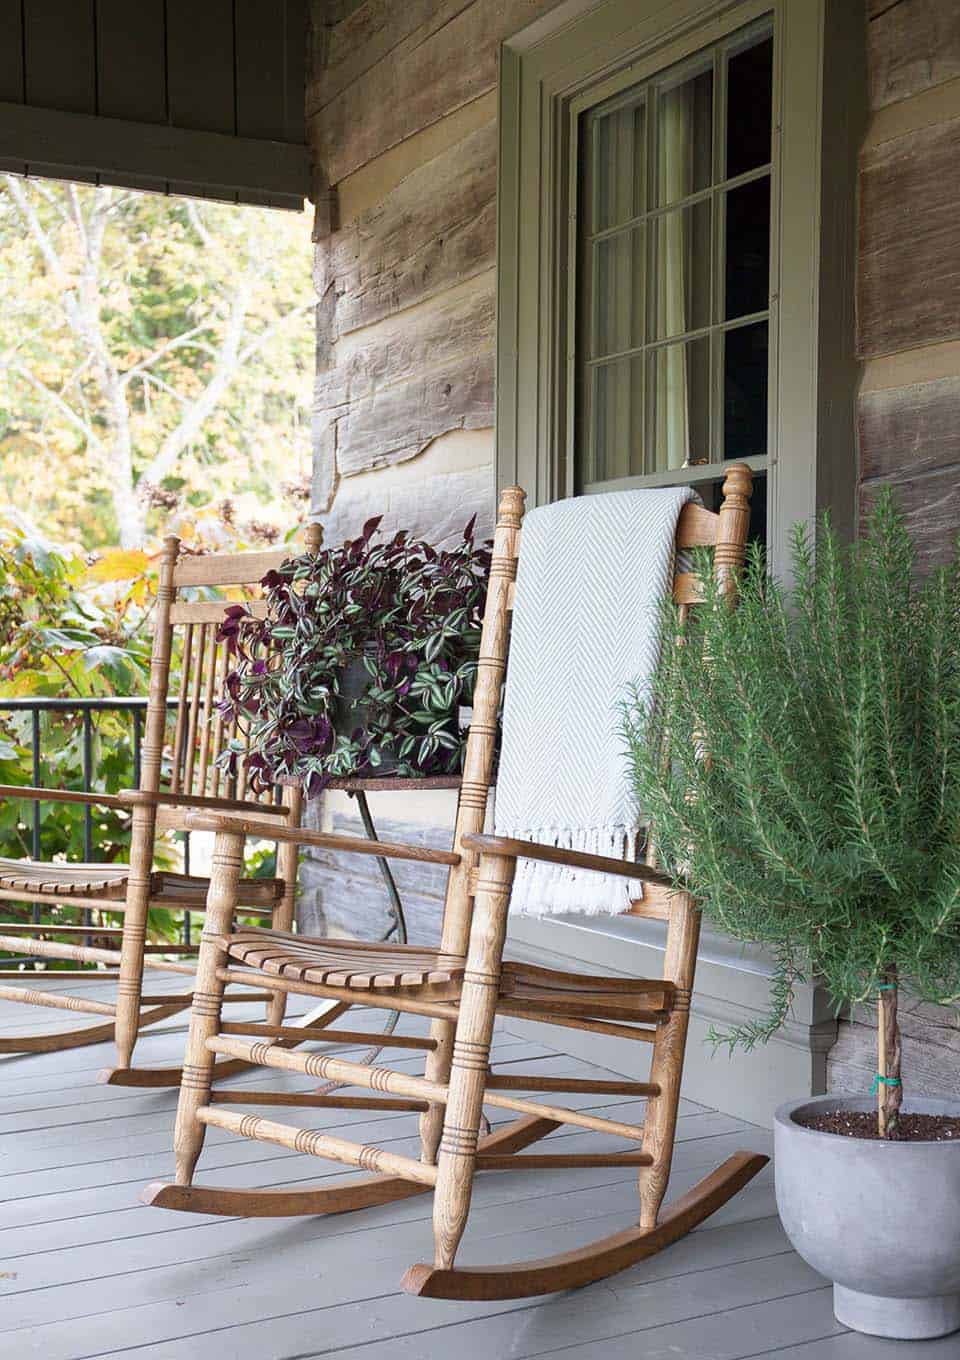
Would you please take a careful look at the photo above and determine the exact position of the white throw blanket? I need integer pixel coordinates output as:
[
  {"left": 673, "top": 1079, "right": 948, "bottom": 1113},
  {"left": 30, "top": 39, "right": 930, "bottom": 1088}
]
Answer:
[{"left": 495, "top": 486, "right": 694, "bottom": 916}]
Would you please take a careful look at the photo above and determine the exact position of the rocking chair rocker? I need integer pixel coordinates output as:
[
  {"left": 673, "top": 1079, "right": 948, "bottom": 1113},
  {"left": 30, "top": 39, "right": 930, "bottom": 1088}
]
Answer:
[
  {"left": 0, "top": 526, "right": 335, "bottom": 1085},
  {"left": 143, "top": 466, "right": 766, "bottom": 1300}
]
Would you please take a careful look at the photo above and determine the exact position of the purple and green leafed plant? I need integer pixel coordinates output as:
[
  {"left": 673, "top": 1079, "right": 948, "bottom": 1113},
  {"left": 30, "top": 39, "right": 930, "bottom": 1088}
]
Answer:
[{"left": 216, "top": 516, "right": 491, "bottom": 797}]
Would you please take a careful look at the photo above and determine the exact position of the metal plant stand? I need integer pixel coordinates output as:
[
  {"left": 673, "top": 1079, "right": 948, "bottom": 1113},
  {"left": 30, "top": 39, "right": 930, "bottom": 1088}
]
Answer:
[{"left": 311, "top": 775, "right": 462, "bottom": 1088}]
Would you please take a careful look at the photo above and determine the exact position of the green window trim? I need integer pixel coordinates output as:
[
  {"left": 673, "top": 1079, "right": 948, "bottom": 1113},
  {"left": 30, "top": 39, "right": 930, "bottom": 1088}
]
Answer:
[{"left": 496, "top": 0, "right": 866, "bottom": 580}]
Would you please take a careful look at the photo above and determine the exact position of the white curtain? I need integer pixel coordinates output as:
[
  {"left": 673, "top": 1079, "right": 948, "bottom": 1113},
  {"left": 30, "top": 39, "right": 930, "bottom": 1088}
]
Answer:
[{"left": 657, "top": 82, "right": 692, "bottom": 471}]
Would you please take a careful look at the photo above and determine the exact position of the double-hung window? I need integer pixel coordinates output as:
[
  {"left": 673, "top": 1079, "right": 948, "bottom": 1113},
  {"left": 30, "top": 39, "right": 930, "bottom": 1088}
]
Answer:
[
  {"left": 497, "top": 0, "right": 863, "bottom": 575},
  {"left": 578, "top": 21, "right": 772, "bottom": 519}
]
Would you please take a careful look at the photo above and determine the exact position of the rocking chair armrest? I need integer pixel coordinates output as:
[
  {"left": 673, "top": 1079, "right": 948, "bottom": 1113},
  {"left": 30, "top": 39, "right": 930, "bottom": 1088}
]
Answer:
[
  {"left": 462, "top": 834, "right": 677, "bottom": 891},
  {"left": 183, "top": 810, "right": 462, "bottom": 868},
  {"left": 120, "top": 790, "right": 290, "bottom": 816},
  {"left": 0, "top": 783, "right": 134, "bottom": 810}
]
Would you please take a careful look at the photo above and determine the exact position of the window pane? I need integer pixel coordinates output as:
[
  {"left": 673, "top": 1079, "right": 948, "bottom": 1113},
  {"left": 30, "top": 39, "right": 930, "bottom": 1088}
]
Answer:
[
  {"left": 592, "top": 227, "right": 645, "bottom": 355},
  {"left": 724, "top": 176, "right": 770, "bottom": 319},
  {"left": 723, "top": 321, "right": 768, "bottom": 459},
  {"left": 594, "top": 100, "right": 646, "bottom": 231},
  {"left": 657, "top": 59, "right": 713, "bottom": 207},
  {"left": 651, "top": 335, "right": 710, "bottom": 471},
  {"left": 586, "top": 355, "right": 644, "bottom": 481},
  {"left": 726, "top": 35, "right": 773, "bottom": 178},
  {"left": 655, "top": 198, "right": 712, "bottom": 339}
]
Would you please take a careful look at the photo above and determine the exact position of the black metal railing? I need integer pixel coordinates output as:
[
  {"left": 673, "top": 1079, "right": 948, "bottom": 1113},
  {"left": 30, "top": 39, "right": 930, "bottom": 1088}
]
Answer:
[{"left": 0, "top": 697, "right": 194, "bottom": 949}]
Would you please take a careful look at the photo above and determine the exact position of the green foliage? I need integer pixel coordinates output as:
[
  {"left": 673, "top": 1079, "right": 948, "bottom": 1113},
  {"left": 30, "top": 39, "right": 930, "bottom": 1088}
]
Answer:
[
  {"left": 624, "top": 491, "right": 960, "bottom": 1053},
  {"left": 220, "top": 517, "right": 492, "bottom": 794},
  {"left": 0, "top": 517, "right": 151, "bottom": 698},
  {"left": 0, "top": 177, "right": 312, "bottom": 550}
]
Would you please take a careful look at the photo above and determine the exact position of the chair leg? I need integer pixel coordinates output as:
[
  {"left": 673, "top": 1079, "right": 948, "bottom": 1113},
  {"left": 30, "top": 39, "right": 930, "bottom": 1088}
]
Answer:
[
  {"left": 431, "top": 852, "right": 514, "bottom": 1269},
  {"left": 113, "top": 806, "right": 155, "bottom": 1070},
  {"left": 419, "top": 1016, "right": 454, "bottom": 1165},
  {"left": 173, "top": 829, "right": 243, "bottom": 1186},
  {"left": 639, "top": 891, "right": 700, "bottom": 1229},
  {"left": 263, "top": 819, "right": 299, "bottom": 1029}
]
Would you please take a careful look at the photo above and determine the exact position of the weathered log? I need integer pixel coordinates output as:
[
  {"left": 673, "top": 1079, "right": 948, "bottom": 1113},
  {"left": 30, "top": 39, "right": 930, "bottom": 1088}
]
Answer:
[
  {"left": 858, "top": 375, "right": 960, "bottom": 482},
  {"left": 315, "top": 280, "right": 494, "bottom": 413},
  {"left": 310, "top": 0, "right": 560, "bottom": 182},
  {"left": 859, "top": 117, "right": 960, "bottom": 356},
  {"left": 868, "top": 0, "right": 960, "bottom": 110},
  {"left": 322, "top": 121, "right": 496, "bottom": 335}
]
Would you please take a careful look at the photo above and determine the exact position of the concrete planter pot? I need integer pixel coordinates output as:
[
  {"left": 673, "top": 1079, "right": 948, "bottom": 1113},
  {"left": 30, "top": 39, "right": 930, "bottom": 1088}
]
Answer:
[{"left": 775, "top": 1094, "right": 960, "bottom": 1339}]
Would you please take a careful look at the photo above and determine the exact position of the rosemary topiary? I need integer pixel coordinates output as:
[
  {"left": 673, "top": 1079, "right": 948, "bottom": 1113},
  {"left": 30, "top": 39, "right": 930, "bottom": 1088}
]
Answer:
[
  {"left": 623, "top": 490, "right": 960, "bottom": 1137},
  {"left": 217, "top": 516, "right": 490, "bottom": 797}
]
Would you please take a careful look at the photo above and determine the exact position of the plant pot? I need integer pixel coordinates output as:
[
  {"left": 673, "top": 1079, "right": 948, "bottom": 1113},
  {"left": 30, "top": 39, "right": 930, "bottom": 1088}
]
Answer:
[
  {"left": 332, "top": 653, "right": 401, "bottom": 776},
  {"left": 775, "top": 1094, "right": 960, "bottom": 1339},
  {"left": 331, "top": 653, "right": 462, "bottom": 778}
]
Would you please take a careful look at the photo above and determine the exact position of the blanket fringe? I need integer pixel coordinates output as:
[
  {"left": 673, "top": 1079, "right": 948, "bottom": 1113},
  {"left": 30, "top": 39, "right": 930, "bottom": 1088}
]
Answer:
[{"left": 505, "top": 825, "right": 645, "bottom": 918}]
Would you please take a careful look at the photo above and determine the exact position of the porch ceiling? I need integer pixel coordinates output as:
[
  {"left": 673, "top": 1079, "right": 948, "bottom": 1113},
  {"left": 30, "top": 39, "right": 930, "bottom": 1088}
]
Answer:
[{"left": 0, "top": 0, "right": 310, "bottom": 209}]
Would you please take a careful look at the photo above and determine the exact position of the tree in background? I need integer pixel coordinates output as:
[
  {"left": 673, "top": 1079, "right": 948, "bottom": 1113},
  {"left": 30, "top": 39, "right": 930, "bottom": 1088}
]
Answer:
[{"left": 0, "top": 177, "right": 314, "bottom": 549}]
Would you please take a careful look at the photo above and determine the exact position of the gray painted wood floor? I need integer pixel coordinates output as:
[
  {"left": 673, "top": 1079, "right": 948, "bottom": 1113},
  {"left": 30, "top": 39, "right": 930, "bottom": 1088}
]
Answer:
[{"left": 0, "top": 973, "right": 952, "bottom": 1360}]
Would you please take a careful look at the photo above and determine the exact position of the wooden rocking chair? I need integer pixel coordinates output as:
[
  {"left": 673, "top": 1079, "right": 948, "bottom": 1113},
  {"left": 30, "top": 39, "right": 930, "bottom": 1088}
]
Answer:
[
  {"left": 0, "top": 526, "right": 333, "bottom": 1086},
  {"left": 143, "top": 466, "right": 767, "bottom": 1300}
]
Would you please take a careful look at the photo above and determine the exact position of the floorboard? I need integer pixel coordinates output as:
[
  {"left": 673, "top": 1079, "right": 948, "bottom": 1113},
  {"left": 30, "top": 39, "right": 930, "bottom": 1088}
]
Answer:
[{"left": 0, "top": 991, "right": 944, "bottom": 1360}]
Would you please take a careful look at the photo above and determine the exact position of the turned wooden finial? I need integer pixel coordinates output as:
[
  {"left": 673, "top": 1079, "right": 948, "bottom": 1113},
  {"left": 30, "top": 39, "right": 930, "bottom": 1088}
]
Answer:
[
  {"left": 721, "top": 463, "right": 753, "bottom": 506},
  {"left": 161, "top": 533, "right": 181, "bottom": 562},
  {"left": 715, "top": 464, "right": 753, "bottom": 592},
  {"left": 304, "top": 520, "right": 324, "bottom": 554},
  {"left": 497, "top": 486, "right": 526, "bottom": 529}
]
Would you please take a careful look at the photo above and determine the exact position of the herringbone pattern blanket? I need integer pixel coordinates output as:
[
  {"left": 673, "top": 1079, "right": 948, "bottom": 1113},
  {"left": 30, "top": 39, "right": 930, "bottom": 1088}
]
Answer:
[{"left": 495, "top": 487, "right": 694, "bottom": 916}]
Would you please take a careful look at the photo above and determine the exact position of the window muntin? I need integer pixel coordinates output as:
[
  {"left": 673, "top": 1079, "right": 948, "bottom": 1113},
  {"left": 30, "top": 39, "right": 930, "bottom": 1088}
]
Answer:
[{"left": 576, "top": 20, "right": 774, "bottom": 491}]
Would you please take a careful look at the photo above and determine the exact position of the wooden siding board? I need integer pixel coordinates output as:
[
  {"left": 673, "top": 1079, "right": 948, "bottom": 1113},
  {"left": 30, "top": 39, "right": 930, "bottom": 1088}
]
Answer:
[
  {"left": 312, "top": 0, "right": 560, "bottom": 183},
  {"left": 315, "top": 0, "right": 474, "bottom": 110},
  {"left": 860, "top": 464, "right": 960, "bottom": 573},
  {"left": 868, "top": 0, "right": 960, "bottom": 110},
  {"left": 95, "top": 0, "right": 167, "bottom": 124},
  {"left": 858, "top": 116, "right": 960, "bottom": 357},
  {"left": 0, "top": 0, "right": 25, "bottom": 103},
  {"left": 23, "top": 0, "right": 96, "bottom": 114},
  {"left": 328, "top": 120, "right": 496, "bottom": 335},
  {"left": 858, "top": 375, "right": 960, "bottom": 482},
  {"left": 165, "top": 0, "right": 236, "bottom": 135},
  {"left": 334, "top": 344, "right": 494, "bottom": 476},
  {"left": 316, "top": 279, "right": 495, "bottom": 413},
  {"left": 830, "top": 996, "right": 960, "bottom": 1100}
]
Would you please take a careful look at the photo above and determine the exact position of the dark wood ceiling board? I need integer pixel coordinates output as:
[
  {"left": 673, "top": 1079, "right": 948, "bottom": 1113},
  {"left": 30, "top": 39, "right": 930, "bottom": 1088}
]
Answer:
[
  {"left": 165, "top": 0, "right": 236, "bottom": 135},
  {"left": 23, "top": 0, "right": 96, "bottom": 114},
  {"left": 0, "top": 0, "right": 25, "bottom": 104},
  {"left": 95, "top": 0, "right": 167, "bottom": 125},
  {"left": 235, "top": 0, "right": 287, "bottom": 141}
]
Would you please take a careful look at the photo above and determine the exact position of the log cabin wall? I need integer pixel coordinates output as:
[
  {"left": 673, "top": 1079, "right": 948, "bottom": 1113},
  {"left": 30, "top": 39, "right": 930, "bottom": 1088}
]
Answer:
[
  {"left": 828, "top": 0, "right": 960, "bottom": 1098},
  {"left": 301, "top": 0, "right": 567, "bottom": 937}
]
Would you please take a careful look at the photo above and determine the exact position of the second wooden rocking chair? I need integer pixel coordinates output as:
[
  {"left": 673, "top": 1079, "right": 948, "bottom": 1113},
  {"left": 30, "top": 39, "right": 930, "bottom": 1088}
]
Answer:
[
  {"left": 0, "top": 526, "right": 338, "bottom": 1085},
  {"left": 143, "top": 465, "right": 766, "bottom": 1300}
]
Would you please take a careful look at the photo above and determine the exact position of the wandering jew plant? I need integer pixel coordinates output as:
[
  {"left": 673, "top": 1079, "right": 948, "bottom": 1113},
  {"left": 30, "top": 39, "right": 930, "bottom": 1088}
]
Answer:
[
  {"left": 623, "top": 491, "right": 960, "bottom": 1137},
  {"left": 217, "top": 516, "right": 491, "bottom": 797}
]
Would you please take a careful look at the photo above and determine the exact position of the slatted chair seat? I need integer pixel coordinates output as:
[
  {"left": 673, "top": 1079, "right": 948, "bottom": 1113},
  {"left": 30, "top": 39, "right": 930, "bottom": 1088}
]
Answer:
[
  {"left": 0, "top": 858, "right": 283, "bottom": 907},
  {"left": 221, "top": 927, "right": 674, "bottom": 1015},
  {"left": 0, "top": 858, "right": 131, "bottom": 898},
  {"left": 223, "top": 928, "right": 466, "bottom": 989}
]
